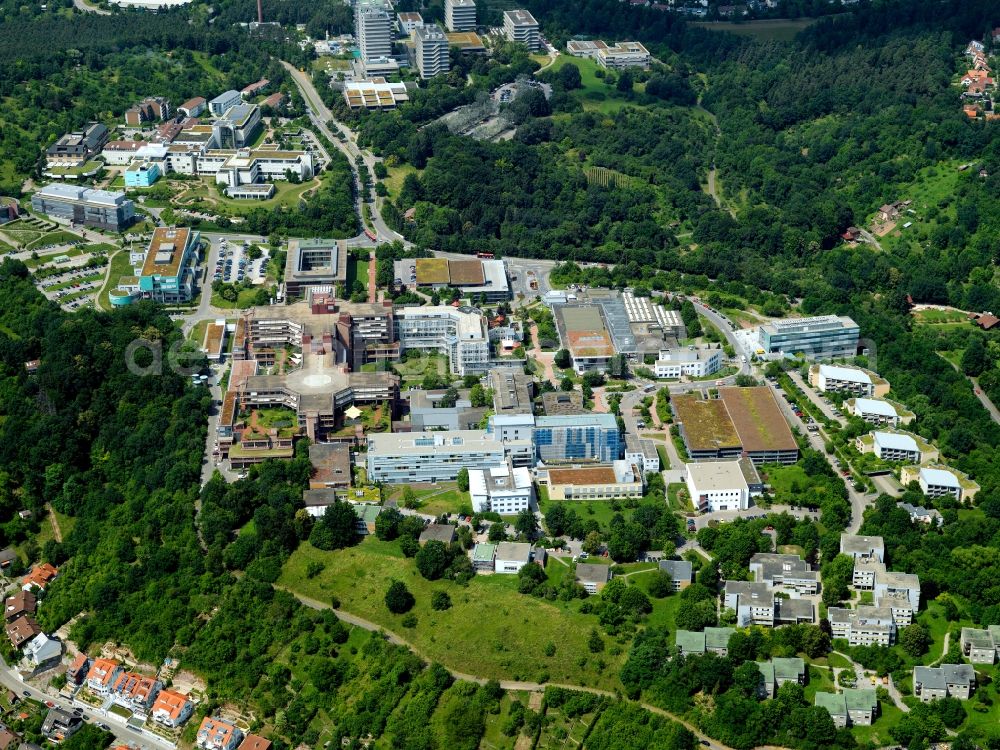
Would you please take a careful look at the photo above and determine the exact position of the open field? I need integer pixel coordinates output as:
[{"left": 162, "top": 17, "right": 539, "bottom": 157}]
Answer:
[
  {"left": 548, "top": 56, "right": 644, "bottom": 114},
  {"left": 279, "top": 539, "right": 626, "bottom": 688},
  {"left": 384, "top": 164, "right": 419, "bottom": 198},
  {"left": 692, "top": 18, "right": 816, "bottom": 42}
]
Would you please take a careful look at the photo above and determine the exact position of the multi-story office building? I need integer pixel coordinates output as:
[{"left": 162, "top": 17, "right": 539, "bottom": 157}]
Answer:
[
  {"left": 624, "top": 433, "right": 660, "bottom": 475},
  {"left": 208, "top": 90, "right": 242, "bottom": 117},
  {"left": 395, "top": 306, "right": 490, "bottom": 376},
  {"left": 413, "top": 24, "right": 450, "bottom": 79},
  {"left": 397, "top": 11, "right": 424, "bottom": 33},
  {"left": 366, "top": 430, "right": 527, "bottom": 483},
  {"left": 283, "top": 240, "right": 349, "bottom": 300},
  {"left": 356, "top": 2, "right": 393, "bottom": 62},
  {"left": 758, "top": 315, "right": 859, "bottom": 358},
  {"left": 503, "top": 9, "right": 539, "bottom": 50},
  {"left": 533, "top": 413, "right": 620, "bottom": 464},
  {"left": 445, "top": 0, "right": 476, "bottom": 30},
  {"left": 129, "top": 227, "right": 201, "bottom": 304},
  {"left": 469, "top": 461, "right": 533, "bottom": 514},
  {"left": 31, "top": 184, "right": 135, "bottom": 232},
  {"left": 212, "top": 104, "right": 262, "bottom": 149},
  {"left": 545, "top": 461, "right": 643, "bottom": 500},
  {"left": 654, "top": 346, "right": 722, "bottom": 379},
  {"left": 685, "top": 460, "right": 751, "bottom": 513},
  {"left": 749, "top": 553, "right": 819, "bottom": 594}
]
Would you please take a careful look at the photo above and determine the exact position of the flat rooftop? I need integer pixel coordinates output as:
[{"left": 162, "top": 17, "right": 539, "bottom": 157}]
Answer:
[
  {"left": 558, "top": 305, "right": 614, "bottom": 358},
  {"left": 141, "top": 227, "right": 193, "bottom": 277},
  {"left": 671, "top": 394, "right": 741, "bottom": 452},
  {"left": 547, "top": 465, "right": 617, "bottom": 486},
  {"left": 415, "top": 257, "right": 450, "bottom": 284},
  {"left": 504, "top": 8, "right": 537, "bottom": 25},
  {"left": 686, "top": 460, "right": 749, "bottom": 491},
  {"left": 719, "top": 386, "right": 797, "bottom": 453}
]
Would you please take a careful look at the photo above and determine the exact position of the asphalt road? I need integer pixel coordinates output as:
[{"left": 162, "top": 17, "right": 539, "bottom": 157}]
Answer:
[{"left": 0, "top": 656, "right": 173, "bottom": 749}]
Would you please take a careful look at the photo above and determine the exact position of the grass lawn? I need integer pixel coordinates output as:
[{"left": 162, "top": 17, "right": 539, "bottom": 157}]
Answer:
[
  {"left": 348, "top": 257, "right": 369, "bottom": 293},
  {"left": 667, "top": 482, "right": 693, "bottom": 513},
  {"left": 26, "top": 230, "right": 82, "bottom": 251},
  {"left": 384, "top": 482, "right": 470, "bottom": 516},
  {"left": 851, "top": 698, "right": 906, "bottom": 746},
  {"left": 479, "top": 691, "right": 532, "bottom": 750},
  {"left": 211, "top": 287, "right": 263, "bottom": 309},
  {"left": 537, "top": 496, "right": 635, "bottom": 535},
  {"left": 914, "top": 308, "right": 968, "bottom": 325},
  {"left": 691, "top": 18, "right": 816, "bottom": 42},
  {"left": 384, "top": 164, "right": 419, "bottom": 198},
  {"left": 802, "top": 663, "right": 835, "bottom": 703},
  {"left": 394, "top": 353, "right": 455, "bottom": 388},
  {"left": 549, "top": 56, "right": 640, "bottom": 114},
  {"left": 187, "top": 320, "right": 210, "bottom": 346},
  {"left": 96, "top": 250, "right": 134, "bottom": 309},
  {"left": 646, "top": 592, "right": 682, "bottom": 631},
  {"left": 279, "top": 539, "right": 626, "bottom": 689}
]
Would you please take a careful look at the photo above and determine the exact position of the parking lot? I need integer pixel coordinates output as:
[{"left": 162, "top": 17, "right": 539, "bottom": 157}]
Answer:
[
  {"left": 212, "top": 238, "right": 269, "bottom": 286},
  {"left": 27, "top": 243, "right": 112, "bottom": 310}
]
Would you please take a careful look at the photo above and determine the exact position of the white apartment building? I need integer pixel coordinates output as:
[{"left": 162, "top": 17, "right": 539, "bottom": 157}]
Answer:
[
  {"left": 809, "top": 363, "right": 889, "bottom": 397},
  {"left": 852, "top": 558, "right": 884, "bottom": 590},
  {"left": 503, "top": 9, "right": 539, "bottom": 50},
  {"left": 414, "top": 24, "right": 450, "bottom": 79},
  {"left": 445, "top": 0, "right": 476, "bottom": 31},
  {"left": 840, "top": 533, "right": 885, "bottom": 562},
  {"left": 654, "top": 346, "right": 722, "bottom": 378},
  {"left": 847, "top": 397, "right": 909, "bottom": 426},
  {"left": 208, "top": 90, "right": 241, "bottom": 116},
  {"left": 685, "top": 460, "right": 750, "bottom": 512},
  {"left": 874, "top": 569, "right": 921, "bottom": 611},
  {"left": 914, "top": 664, "right": 975, "bottom": 702},
  {"left": 624, "top": 433, "right": 660, "bottom": 475},
  {"left": 469, "top": 462, "right": 533, "bottom": 514},
  {"left": 356, "top": 3, "right": 393, "bottom": 62},
  {"left": 828, "top": 606, "right": 896, "bottom": 646},
  {"left": 724, "top": 581, "right": 775, "bottom": 627},
  {"left": 597, "top": 41, "right": 650, "bottom": 69},
  {"left": 395, "top": 305, "right": 490, "bottom": 375},
  {"left": 868, "top": 431, "right": 926, "bottom": 463},
  {"left": 960, "top": 626, "right": 1000, "bottom": 664}
]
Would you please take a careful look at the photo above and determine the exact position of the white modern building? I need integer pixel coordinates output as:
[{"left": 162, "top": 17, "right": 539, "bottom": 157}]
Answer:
[
  {"left": 899, "top": 465, "right": 979, "bottom": 502},
  {"left": 394, "top": 306, "right": 490, "bottom": 375},
  {"left": 445, "top": 0, "right": 476, "bottom": 31},
  {"left": 874, "top": 570, "right": 921, "bottom": 611},
  {"left": 414, "top": 24, "right": 450, "bottom": 79},
  {"left": 684, "top": 460, "right": 750, "bottom": 512},
  {"left": 397, "top": 11, "right": 424, "bottom": 33},
  {"left": 343, "top": 78, "right": 410, "bottom": 110},
  {"left": 494, "top": 542, "right": 533, "bottom": 574},
  {"left": 366, "top": 430, "right": 523, "bottom": 483},
  {"left": 758, "top": 315, "right": 859, "bottom": 359},
  {"left": 846, "top": 397, "right": 910, "bottom": 426},
  {"left": 654, "top": 346, "right": 722, "bottom": 379},
  {"left": 809, "top": 364, "right": 889, "bottom": 397},
  {"left": 840, "top": 533, "right": 884, "bottom": 562},
  {"left": 469, "top": 462, "right": 533, "bottom": 514},
  {"left": 208, "top": 90, "right": 241, "bottom": 117},
  {"left": 503, "top": 9, "right": 540, "bottom": 50},
  {"left": 356, "top": 3, "right": 394, "bottom": 62},
  {"left": 624, "top": 433, "right": 660, "bottom": 475},
  {"left": 866, "top": 430, "right": 932, "bottom": 463}
]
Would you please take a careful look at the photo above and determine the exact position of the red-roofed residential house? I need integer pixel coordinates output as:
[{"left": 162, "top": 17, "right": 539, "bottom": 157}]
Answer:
[
  {"left": 197, "top": 718, "right": 243, "bottom": 750},
  {"left": 237, "top": 735, "right": 271, "bottom": 750},
  {"left": 111, "top": 671, "right": 162, "bottom": 712},
  {"left": 67, "top": 653, "right": 89, "bottom": 686},
  {"left": 85, "top": 658, "right": 122, "bottom": 694},
  {"left": 22, "top": 563, "right": 58, "bottom": 592},
  {"left": 151, "top": 689, "right": 194, "bottom": 727}
]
